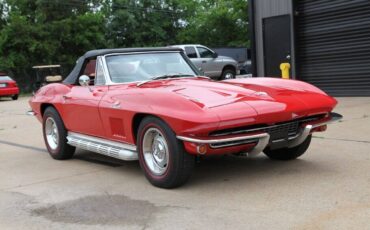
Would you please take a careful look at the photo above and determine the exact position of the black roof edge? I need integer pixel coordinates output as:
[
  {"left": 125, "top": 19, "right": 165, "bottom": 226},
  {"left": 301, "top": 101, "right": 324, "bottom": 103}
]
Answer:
[
  {"left": 63, "top": 47, "right": 184, "bottom": 84},
  {"left": 83, "top": 47, "right": 184, "bottom": 59}
]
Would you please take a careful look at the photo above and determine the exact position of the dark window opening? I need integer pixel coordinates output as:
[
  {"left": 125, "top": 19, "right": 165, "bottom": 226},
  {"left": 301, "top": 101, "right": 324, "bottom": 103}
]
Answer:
[{"left": 185, "top": 46, "right": 197, "bottom": 58}]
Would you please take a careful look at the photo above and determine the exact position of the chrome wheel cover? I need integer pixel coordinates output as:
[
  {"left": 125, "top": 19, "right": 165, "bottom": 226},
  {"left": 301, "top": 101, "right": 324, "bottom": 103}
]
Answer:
[
  {"left": 224, "top": 72, "right": 234, "bottom": 79},
  {"left": 45, "top": 117, "right": 59, "bottom": 150},
  {"left": 142, "top": 128, "right": 169, "bottom": 176}
]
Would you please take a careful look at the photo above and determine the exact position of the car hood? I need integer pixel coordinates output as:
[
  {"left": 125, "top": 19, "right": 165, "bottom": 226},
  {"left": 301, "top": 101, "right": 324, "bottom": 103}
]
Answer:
[
  {"left": 145, "top": 78, "right": 337, "bottom": 125},
  {"left": 219, "top": 55, "right": 237, "bottom": 63}
]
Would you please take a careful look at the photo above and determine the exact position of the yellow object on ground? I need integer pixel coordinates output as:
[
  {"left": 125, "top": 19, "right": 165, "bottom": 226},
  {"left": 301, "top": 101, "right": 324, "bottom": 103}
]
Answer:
[{"left": 280, "top": 63, "right": 291, "bottom": 79}]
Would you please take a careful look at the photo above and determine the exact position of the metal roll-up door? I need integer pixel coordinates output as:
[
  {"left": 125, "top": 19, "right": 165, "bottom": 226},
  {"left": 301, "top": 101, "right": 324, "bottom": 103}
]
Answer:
[{"left": 296, "top": 0, "right": 370, "bottom": 96}]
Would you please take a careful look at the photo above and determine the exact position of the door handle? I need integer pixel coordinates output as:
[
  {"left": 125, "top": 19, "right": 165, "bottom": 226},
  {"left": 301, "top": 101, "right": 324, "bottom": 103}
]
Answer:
[
  {"left": 202, "top": 61, "right": 207, "bottom": 63},
  {"left": 93, "top": 89, "right": 104, "bottom": 96}
]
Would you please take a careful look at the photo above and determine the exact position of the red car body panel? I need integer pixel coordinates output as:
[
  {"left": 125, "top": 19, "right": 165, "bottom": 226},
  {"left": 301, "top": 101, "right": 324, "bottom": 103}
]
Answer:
[
  {"left": 0, "top": 79, "right": 19, "bottom": 97},
  {"left": 29, "top": 77, "right": 337, "bottom": 155}
]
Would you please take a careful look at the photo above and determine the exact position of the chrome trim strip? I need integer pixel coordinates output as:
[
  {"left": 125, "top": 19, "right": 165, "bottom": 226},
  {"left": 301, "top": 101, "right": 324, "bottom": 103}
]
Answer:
[
  {"left": 271, "top": 133, "right": 300, "bottom": 143},
  {"left": 100, "top": 55, "right": 113, "bottom": 85},
  {"left": 68, "top": 132, "right": 136, "bottom": 151},
  {"left": 209, "top": 139, "right": 257, "bottom": 148},
  {"left": 67, "top": 132, "right": 138, "bottom": 161},
  {"left": 177, "top": 133, "right": 269, "bottom": 144},
  {"left": 95, "top": 56, "right": 110, "bottom": 86}
]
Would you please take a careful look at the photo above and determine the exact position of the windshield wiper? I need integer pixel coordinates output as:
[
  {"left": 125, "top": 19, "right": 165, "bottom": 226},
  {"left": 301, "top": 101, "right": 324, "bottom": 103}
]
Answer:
[
  {"left": 137, "top": 74, "right": 194, "bottom": 86},
  {"left": 152, "top": 74, "right": 192, "bottom": 80}
]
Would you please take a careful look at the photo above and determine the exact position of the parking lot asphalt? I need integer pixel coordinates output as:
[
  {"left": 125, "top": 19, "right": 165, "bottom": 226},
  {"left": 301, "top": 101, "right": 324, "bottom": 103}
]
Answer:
[{"left": 0, "top": 97, "right": 369, "bottom": 230}]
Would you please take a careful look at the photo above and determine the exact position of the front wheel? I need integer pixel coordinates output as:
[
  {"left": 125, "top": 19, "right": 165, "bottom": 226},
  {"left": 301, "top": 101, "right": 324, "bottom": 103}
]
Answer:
[
  {"left": 220, "top": 68, "right": 236, "bottom": 80},
  {"left": 42, "top": 107, "right": 75, "bottom": 160},
  {"left": 137, "top": 116, "right": 195, "bottom": 188},
  {"left": 263, "top": 135, "right": 312, "bottom": 160}
]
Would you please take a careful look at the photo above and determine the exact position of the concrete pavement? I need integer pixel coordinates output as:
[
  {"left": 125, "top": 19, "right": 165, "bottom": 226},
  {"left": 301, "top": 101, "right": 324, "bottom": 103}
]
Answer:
[{"left": 0, "top": 97, "right": 369, "bottom": 230}]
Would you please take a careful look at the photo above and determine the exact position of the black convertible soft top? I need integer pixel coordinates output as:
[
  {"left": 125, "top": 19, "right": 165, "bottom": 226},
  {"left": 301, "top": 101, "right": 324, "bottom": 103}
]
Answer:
[{"left": 63, "top": 47, "right": 183, "bottom": 84}]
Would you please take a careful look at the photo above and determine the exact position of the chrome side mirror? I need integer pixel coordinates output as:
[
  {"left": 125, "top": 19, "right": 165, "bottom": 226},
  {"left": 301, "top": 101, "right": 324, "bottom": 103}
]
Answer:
[
  {"left": 79, "top": 75, "right": 90, "bottom": 87},
  {"left": 198, "top": 67, "right": 204, "bottom": 75}
]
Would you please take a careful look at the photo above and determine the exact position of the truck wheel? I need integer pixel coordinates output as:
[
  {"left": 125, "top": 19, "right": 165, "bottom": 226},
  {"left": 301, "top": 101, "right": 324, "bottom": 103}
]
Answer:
[
  {"left": 263, "top": 135, "right": 312, "bottom": 160},
  {"left": 42, "top": 107, "right": 75, "bottom": 160},
  {"left": 12, "top": 94, "right": 18, "bottom": 100},
  {"left": 221, "top": 68, "right": 236, "bottom": 80},
  {"left": 137, "top": 116, "right": 195, "bottom": 188}
]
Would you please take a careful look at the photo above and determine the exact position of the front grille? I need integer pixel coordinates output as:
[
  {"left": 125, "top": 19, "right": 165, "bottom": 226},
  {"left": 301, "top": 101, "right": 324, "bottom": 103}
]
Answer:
[
  {"left": 209, "top": 114, "right": 326, "bottom": 143},
  {"left": 265, "top": 121, "right": 300, "bottom": 141}
]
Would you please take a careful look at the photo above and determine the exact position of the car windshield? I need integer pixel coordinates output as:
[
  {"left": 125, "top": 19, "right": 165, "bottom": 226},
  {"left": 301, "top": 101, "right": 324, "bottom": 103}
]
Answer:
[
  {"left": 0, "top": 76, "right": 12, "bottom": 81},
  {"left": 105, "top": 52, "right": 197, "bottom": 83}
]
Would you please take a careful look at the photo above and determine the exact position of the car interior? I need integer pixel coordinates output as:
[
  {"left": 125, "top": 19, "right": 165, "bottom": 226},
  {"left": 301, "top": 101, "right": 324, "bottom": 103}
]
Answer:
[{"left": 82, "top": 59, "right": 96, "bottom": 85}]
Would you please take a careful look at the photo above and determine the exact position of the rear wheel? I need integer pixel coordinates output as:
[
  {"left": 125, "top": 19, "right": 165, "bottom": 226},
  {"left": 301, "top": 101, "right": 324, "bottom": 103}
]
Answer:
[
  {"left": 263, "top": 135, "right": 312, "bottom": 160},
  {"left": 137, "top": 116, "right": 195, "bottom": 188},
  {"left": 12, "top": 94, "right": 18, "bottom": 100},
  {"left": 42, "top": 107, "right": 75, "bottom": 160},
  {"left": 220, "top": 68, "right": 236, "bottom": 80}
]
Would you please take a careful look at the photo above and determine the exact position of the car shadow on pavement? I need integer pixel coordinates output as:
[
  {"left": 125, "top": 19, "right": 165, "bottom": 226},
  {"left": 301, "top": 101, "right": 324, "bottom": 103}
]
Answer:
[
  {"left": 74, "top": 149, "right": 139, "bottom": 168},
  {"left": 187, "top": 154, "right": 326, "bottom": 188},
  {"left": 72, "top": 150, "right": 328, "bottom": 189}
]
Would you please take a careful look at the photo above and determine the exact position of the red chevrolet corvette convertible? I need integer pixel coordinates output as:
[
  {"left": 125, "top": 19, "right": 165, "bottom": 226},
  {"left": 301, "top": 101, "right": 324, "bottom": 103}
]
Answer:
[{"left": 29, "top": 48, "right": 342, "bottom": 188}]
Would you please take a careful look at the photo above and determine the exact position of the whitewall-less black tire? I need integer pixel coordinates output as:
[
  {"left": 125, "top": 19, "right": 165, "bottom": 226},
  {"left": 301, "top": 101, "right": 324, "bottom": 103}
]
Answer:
[
  {"left": 137, "top": 116, "right": 195, "bottom": 188},
  {"left": 42, "top": 107, "right": 75, "bottom": 160},
  {"left": 263, "top": 135, "right": 312, "bottom": 161}
]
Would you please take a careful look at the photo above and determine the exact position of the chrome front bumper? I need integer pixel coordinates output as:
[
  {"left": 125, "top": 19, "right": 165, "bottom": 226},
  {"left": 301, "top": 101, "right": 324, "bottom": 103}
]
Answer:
[
  {"left": 177, "top": 133, "right": 270, "bottom": 156},
  {"left": 287, "top": 112, "right": 342, "bottom": 148},
  {"left": 26, "top": 110, "right": 36, "bottom": 116},
  {"left": 177, "top": 112, "right": 343, "bottom": 156}
]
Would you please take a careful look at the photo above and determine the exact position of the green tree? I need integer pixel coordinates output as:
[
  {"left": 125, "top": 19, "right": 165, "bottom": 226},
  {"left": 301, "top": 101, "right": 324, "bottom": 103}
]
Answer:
[
  {"left": 0, "top": 0, "right": 249, "bottom": 91},
  {"left": 177, "top": 0, "right": 249, "bottom": 47},
  {"left": 0, "top": 1, "right": 7, "bottom": 29},
  {"left": 105, "top": 0, "right": 201, "bottom": 47},
  {"left": 0, "top": 0, "right": 107, "bottom": 90}
]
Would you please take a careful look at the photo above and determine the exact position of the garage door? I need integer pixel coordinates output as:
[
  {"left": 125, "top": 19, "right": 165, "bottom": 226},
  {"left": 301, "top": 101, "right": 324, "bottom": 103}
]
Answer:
[{"left": 296, "top": 0, "right": 370, "bottom": 96}]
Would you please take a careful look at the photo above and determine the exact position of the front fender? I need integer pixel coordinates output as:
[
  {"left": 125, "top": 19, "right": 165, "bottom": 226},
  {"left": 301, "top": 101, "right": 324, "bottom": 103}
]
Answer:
[{"left": 29, "top": 83, "right": 72, "bottom": 122}]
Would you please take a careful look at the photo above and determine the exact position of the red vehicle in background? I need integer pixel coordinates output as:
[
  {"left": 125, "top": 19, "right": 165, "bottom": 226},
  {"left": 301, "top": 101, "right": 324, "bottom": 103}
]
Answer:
[{"left": 0, "top": 73, "right": 19, "bottom": 100}]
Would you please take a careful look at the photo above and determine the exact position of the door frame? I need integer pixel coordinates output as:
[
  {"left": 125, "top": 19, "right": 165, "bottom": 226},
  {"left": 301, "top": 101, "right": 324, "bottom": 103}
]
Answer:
[{"left": 262, "top": 14, "right": 292, "bottom": 77}]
